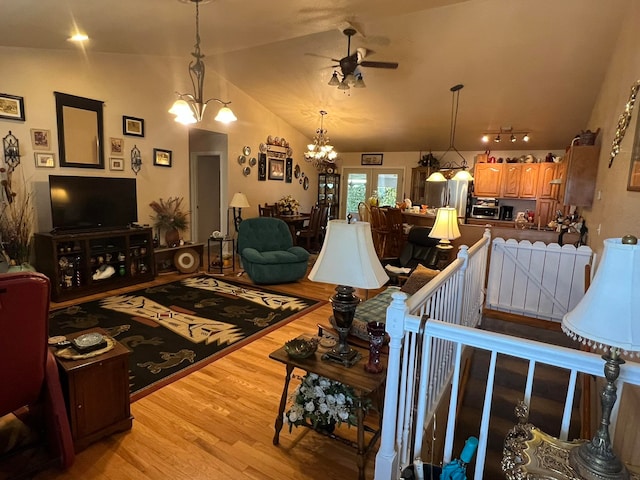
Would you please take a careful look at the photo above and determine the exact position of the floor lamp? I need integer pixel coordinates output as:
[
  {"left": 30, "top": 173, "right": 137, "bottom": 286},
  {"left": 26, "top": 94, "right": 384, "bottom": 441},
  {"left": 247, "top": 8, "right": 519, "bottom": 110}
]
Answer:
[
  {"left": 229, "top": 192, "right": 250, "bottom": 234},
  {"left": 308, "top": 219, "right": 389, "bottom": 366},
  {"left": 561, "top": 235, "right": 639, "bottom": 480}
]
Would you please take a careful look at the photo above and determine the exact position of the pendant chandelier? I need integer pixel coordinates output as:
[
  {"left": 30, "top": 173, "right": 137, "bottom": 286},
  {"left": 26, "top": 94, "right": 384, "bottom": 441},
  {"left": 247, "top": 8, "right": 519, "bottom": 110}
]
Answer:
[
  {"left": 169, "top": 0, "right": 237, "bottom": 125},
  {"left": 304, "top": 110, "right": 338, "bottom": 166}
]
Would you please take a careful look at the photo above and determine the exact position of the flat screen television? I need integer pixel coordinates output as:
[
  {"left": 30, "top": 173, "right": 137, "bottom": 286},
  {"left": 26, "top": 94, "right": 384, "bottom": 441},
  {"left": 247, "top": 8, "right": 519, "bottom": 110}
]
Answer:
[{"left": 49, "top": 175, "right": 138, "bottom": 232}]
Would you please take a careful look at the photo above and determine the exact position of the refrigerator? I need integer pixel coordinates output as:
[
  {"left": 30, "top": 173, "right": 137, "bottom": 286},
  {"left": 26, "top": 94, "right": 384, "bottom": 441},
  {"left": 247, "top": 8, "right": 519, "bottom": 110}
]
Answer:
[{"left": 424, "top": 178, "right": 472, "bottom": 219}]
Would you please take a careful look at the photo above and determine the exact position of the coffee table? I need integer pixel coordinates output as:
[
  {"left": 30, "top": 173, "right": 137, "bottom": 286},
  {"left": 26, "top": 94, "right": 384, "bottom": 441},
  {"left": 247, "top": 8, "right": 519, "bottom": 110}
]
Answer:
[{"left": 270, "top": 339, "right": 386, "bottom": 480}]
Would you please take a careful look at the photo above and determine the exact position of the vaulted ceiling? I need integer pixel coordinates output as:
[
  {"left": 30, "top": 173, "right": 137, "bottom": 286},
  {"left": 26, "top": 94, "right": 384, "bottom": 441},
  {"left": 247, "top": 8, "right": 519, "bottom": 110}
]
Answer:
[{"left": 1, "top": 0, "right": 630, "bottom": 152}]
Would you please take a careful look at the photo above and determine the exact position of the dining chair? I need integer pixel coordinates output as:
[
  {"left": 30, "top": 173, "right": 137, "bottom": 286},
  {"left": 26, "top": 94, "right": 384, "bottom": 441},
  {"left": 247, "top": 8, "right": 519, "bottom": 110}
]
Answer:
[
  {"left": 296, "top": 205, "right": 322, "bottom": 251},
  {"left": 259, "top": 204, "right": 277, "bottom": 217}
]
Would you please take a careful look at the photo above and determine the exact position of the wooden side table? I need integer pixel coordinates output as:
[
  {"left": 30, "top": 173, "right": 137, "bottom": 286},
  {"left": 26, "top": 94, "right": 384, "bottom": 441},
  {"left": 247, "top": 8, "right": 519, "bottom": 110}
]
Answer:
[
  {"left": 54, "top": 329, "right": 133, "bottom": 452},
  {"left": 270, "top": 339, "right": 386, "bottom": 480}
]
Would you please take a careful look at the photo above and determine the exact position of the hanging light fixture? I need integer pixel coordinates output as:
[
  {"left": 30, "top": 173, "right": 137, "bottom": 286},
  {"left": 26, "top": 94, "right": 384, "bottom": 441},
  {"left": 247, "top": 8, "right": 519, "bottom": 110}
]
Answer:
[
  {"left": 169, "top": 0, "right": 237, "bottom": 125},
  {"left": 304, "top": 111, "right": 338, "bottom": 167}
]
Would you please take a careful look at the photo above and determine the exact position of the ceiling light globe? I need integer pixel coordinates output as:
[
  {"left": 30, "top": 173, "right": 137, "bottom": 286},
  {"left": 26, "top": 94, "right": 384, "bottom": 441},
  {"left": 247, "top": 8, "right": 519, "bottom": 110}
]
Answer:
[
  {"left": 169, "top": 99, "right": 193, "bottom": 116},
  {"left": 481, "top": 134, "right": 489, "bottom": 143},
  {"left": 214, "top": 106, "right": 237, "bottom": 123}
]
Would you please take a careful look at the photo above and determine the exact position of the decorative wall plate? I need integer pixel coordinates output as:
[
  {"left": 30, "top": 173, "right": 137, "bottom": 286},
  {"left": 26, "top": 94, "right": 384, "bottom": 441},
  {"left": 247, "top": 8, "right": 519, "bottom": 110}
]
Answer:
[
  {"left": 238, "top": 155, "right": 246, "bottom": 164},
  {"left": 259, "top": 143, "right": 267, "bottom": 153},
  {"left": 303, "top": 176, "right": 310, "bottom": 190},
  {"left": 243, "top": 166, "right": 251, "bottom": 176},
  {"left": 243, "top": 145, "right": 251, "bottom": 156},
  {"left": 249, "top": 157, "right": 257, "bottom": 166},
  {"left": 287, "top": 147, "right": 293, "bottom": 156},
  {"left": 294, "top": 164, "right": 301, "bottom": 178}
]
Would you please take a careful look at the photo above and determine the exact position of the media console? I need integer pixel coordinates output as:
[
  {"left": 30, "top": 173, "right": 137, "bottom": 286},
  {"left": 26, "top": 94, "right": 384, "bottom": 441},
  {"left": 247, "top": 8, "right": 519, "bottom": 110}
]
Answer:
[{"left": 34, "top": 227, "right": 155, "bottom": 302}]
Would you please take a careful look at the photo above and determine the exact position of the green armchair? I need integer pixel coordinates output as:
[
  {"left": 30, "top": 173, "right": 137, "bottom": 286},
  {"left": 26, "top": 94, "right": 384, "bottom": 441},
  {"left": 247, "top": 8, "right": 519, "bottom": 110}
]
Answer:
[{"left": 237, "top": 217, "right": 310, "bottom": 284}]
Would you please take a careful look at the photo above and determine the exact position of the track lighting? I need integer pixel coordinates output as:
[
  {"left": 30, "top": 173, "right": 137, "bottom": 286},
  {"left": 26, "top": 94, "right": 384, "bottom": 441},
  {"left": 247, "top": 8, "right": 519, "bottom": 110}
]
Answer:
[{"left": 482, "top": 127, "right": 530, "bottom": 144}]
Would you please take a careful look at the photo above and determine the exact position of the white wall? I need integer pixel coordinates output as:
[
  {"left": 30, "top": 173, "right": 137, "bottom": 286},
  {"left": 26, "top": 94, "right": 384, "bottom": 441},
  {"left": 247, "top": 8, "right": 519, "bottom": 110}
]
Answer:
[{"left": 0, "top": 46, "right": 317, "bottom": 239}]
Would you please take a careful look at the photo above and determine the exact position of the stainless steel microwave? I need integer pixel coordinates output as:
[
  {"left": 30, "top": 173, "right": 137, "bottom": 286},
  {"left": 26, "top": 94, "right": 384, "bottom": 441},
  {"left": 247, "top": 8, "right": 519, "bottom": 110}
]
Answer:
[{"left": 471, "top": 205, "right": 499, "bottom": 219}]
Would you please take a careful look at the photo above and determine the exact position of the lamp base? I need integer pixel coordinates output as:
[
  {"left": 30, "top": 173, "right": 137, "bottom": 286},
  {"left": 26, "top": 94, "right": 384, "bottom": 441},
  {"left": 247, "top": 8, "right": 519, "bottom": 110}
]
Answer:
[
  {"left": 569, "top": 443, "right": 629, "bottom": 480},
  {"left": 321, "top": 286, "right": 362, "bottom": 367}
]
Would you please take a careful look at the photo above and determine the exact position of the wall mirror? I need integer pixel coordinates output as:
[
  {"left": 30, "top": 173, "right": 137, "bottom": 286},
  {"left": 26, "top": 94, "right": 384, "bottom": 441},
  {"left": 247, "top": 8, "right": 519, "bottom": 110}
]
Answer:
[{"left": 55, "top": 92, "right": 105, "bottom": 169}]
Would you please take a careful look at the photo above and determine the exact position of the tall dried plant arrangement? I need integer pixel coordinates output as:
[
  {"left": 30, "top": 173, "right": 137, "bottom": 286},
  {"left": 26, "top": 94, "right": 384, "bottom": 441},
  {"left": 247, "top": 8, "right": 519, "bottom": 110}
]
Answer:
[{"left": 0, "top": 168, "right": 34, "bottom": 266}]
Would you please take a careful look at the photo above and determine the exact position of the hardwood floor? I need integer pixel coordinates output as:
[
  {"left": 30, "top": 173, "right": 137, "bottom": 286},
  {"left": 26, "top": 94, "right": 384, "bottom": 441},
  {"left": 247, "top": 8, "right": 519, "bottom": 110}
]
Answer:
[{"left": 28, "top": 267, "right": 387, "bottom": 480}]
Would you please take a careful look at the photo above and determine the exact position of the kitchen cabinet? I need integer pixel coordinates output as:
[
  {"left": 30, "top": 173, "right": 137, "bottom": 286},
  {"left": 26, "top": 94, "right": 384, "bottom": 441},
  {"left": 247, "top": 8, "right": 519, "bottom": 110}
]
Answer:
[
  {"left": 473, "top": 164, "right": 503, "bottom": 197},
  {"left": 558, "top": 145, "right": 600, "bottom": 206},
  {"left": 535, "top": 198, "right": 557, "bottom": 228},
  {"left": 410, "top": 166, "right": 435, "bottom": 205},
  {"left": 34, "top": 228, "right": 155, "bottom": 302},
  {"left": 318, "top": 173, "right": 340, "bottom": 219},
  {"left": 500, "top": 164, "right": 538, "bottom": 198},
  {"left": 537, "top": 163, "right": 560, "bottom": 199},
  {"left": 519, "top": 164, "right": 539, "bottom": 198}
]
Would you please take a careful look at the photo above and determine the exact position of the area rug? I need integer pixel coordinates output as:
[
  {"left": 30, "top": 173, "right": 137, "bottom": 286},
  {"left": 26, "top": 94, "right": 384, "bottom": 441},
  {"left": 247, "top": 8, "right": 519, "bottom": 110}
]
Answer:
[{"left": 49, "top": 276, "right": 324, "bottom": 401}]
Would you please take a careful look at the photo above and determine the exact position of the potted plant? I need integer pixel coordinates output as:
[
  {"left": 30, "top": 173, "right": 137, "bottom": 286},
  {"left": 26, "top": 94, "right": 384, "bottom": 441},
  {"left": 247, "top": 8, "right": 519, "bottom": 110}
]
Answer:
[
  {"left": 149, "top": 197, "right": 189, "bottom": 247},
  {"left": 0, "top": 169, "right": 35, "bottom": 271}
]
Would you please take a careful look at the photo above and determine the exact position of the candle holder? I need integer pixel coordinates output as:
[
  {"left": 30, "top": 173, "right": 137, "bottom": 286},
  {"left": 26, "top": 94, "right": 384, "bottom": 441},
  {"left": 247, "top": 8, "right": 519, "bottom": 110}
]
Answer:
[{"left": 365, "top": 321, "right": 385, "bottom": 374}]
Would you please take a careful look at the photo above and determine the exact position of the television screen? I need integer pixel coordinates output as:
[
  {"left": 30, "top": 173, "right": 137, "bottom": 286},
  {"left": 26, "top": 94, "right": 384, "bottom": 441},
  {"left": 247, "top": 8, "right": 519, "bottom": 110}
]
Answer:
[{"left": 49, "top": 175, "right": 138, "bottom": 232}]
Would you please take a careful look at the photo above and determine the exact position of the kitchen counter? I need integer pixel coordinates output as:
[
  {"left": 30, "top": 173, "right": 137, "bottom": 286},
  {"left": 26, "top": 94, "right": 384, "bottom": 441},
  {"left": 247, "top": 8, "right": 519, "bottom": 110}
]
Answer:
[{"left": 402, "top": 211, "right": 436, "bottom": 227}]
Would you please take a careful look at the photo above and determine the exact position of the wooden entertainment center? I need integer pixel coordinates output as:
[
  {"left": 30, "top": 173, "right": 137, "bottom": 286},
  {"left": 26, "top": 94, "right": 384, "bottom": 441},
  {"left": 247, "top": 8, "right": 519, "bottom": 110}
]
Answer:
[{"left": 34, "top": 227, "right": 155, "bottom": 302}]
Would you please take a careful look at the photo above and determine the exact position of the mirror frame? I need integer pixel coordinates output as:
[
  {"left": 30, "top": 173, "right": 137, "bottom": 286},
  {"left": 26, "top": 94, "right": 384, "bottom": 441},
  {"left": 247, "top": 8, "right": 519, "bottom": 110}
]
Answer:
[{"left": 54, "top": 91, "right": 105, "bottom": 169}]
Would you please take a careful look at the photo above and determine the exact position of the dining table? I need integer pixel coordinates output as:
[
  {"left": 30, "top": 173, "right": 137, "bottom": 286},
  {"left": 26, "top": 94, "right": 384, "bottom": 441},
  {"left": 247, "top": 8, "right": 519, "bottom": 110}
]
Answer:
[{"left": 277, "top": 213, "right": 310, "bottom": 243}]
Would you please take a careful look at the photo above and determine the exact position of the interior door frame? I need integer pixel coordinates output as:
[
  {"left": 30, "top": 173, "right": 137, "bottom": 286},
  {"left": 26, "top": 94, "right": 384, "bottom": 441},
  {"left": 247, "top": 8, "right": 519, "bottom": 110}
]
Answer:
[{"left": 340, "top": 167, "right": 405, "bottom": 219}]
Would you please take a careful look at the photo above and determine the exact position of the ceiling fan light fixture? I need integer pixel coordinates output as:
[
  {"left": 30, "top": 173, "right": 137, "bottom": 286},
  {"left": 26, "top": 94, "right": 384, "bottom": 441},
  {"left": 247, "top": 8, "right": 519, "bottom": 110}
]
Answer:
[
  {"left": 354, "top": 74, "right": 366, "bottom": 88},
  {"left": 338, "top": 79, "right": 350, "bottom": 90},
  {"left": 328, "top": 71, "right": 340, "bottom": 86}
]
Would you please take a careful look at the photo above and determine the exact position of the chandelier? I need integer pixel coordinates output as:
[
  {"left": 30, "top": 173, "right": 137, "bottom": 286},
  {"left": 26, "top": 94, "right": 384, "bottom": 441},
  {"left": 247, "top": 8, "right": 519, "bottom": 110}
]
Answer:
[
  {"left": 168, "top": 0, "right": 237, "bottom": 125},
  {"left": 304, "top": 110, "right": 338, "bottom": 166}
]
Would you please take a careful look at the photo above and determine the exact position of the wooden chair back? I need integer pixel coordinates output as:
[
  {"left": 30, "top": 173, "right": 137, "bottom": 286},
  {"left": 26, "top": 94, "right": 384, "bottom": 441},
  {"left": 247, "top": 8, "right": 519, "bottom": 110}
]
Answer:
[{"left": 259, "top": 204, "right": 277, "bottom": 217}]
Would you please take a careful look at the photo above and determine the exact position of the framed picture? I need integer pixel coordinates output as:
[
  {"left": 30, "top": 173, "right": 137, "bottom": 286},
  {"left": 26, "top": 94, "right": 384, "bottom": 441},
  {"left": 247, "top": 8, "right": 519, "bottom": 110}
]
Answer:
[
  {"left": 153, "top": 148, "right": 172, "bottom": 167},
  {"left": 268, "top": 158, "right": 285, "bottom": 180},
  {"left": 0, "top": 93, "right": 25, "bottom": 121},
  {"left": 361, "top": 153, "right": 384, "bottom": 166},
  {"left": 110, "top": 157, "right": 125, "bottom": 171},
  {"left": 110, "top": 137, "right": 124, "bottom": 155},
  {"left": 34, "top": 152, "right": 55, "bottom": 168},
  {"left": 123, "top": 116, "right": 145, "bottom": 137},
  {"left": 258, "top": 153, "right": 267, "bottom": 181},
  {"left": 285, "top": 157, "right": 293, "bottom": 183},
  {"left": 30, "top": 129, "right": 50, "bottom": 150}
]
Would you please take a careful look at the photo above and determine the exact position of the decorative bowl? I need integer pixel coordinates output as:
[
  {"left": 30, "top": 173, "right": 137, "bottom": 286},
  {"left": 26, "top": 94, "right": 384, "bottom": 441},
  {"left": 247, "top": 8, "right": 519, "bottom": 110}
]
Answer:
[{"left": 284, "top": 338, "right": 318, "bottom": 359}]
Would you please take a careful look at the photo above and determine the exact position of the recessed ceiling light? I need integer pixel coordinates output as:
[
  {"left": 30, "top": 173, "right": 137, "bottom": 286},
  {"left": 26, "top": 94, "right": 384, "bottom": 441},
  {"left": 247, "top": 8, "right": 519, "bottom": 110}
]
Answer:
[{"left": 68, "top": 33, "right": 89, "bottom": 42}]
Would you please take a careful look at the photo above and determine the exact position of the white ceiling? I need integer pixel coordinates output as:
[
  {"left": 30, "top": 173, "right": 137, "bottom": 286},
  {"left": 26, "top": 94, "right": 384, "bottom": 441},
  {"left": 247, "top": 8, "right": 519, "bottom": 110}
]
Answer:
[{"left": 1, "top": 0, "right": 630, "bottom": 153}]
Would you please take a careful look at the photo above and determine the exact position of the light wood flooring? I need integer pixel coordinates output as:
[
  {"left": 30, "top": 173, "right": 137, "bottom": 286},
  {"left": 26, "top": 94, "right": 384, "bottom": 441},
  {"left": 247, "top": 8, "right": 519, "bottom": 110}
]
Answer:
[{"left": 29, "top": 266, "right": 387, "bottom": 480}]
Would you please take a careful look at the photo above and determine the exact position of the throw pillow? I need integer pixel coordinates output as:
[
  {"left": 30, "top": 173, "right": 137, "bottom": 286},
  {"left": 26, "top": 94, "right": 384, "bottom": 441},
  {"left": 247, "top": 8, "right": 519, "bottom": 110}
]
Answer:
[{"left": 400, "top": 265, "right": 440, "bottom": 295}]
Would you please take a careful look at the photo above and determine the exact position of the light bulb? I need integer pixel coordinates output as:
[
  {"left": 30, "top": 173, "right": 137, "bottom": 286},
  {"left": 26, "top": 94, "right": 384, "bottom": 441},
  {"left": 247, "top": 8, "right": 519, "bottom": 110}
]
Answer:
[{"left": 481, "top": 134, "right": 489, "bottom": 143}]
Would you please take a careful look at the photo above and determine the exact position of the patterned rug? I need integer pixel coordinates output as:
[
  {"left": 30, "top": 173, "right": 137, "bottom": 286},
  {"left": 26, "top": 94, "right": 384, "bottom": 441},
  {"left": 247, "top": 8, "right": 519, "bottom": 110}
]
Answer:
[{"left": 49, "top": 276, "right": 323, "bottom": 400}]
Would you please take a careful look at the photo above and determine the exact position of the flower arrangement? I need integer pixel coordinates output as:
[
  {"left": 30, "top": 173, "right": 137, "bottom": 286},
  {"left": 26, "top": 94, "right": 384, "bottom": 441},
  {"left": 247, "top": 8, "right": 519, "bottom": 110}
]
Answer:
[
  {"left": 0, "top": 170, "right": 34, "bottom": 267},
  {"left": 284, "top": 373, "right": 366, "bottom": 432},
  {"left": 278, "top": 195, "right": 299, "bottom": 215},
  {"left": 149, "top": 197, "right": 189, "bottom": 233}
]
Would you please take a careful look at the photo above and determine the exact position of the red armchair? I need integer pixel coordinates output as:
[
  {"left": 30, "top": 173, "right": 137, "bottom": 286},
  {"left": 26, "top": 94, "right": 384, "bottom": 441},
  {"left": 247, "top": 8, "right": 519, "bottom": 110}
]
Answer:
[{"left": 0, "top": 272, "right": 74, "bottom": 470}]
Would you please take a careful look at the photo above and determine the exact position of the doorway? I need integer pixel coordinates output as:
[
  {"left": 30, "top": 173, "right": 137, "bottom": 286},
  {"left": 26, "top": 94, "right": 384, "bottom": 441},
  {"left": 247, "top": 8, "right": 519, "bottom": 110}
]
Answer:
[
  {"left": 340, "top": 167, "right": 405, "bottom": 220},
  {"left": 188, "top": 129, "right": 228, "bottom": 244}
]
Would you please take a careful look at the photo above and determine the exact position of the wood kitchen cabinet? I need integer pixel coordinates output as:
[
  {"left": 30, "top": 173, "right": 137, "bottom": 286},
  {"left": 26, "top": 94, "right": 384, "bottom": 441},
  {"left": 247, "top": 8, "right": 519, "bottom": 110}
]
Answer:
[
  {"left": 473, "top": 163, "right": 503, "bottom": 197},
  {"left": 519, "top": 164, "right": 539, "bottom": 198},
  {"left": 535, "top": 198, "right": 557, "bottom": 228},
  {"left": 501, "top": 164, "right": 521, "bottom": 197},
  {"left": 537, "top": 163, "right": 560, "bottom": 198},
  {"left": 410, "top": 166, "right": 435, "bottom": 205},
  {"left": 55, "top": 330, "right": 133, "bottom": 452},
  {"left": 558, "top": 145, "right": 600, "bottom": 206}
]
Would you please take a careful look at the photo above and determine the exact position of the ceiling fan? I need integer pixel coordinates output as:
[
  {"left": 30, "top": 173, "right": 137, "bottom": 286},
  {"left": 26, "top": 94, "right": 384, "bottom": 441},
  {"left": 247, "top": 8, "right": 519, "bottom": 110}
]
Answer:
[{"left": 327, "top": 28, "right": 399, "bottom": 90}]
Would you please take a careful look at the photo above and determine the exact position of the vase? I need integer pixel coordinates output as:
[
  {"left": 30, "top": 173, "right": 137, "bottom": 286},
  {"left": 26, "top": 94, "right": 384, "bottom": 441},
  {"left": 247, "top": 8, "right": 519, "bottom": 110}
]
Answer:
[
  {"left": 315, "top": 421, "right": 336, "bottom": 434},
  {"left": 165, "top": 228, "right": 180, "bottom": 248},
  {"left": 365, "top": 321, "right": 386, "bottom": 374}
]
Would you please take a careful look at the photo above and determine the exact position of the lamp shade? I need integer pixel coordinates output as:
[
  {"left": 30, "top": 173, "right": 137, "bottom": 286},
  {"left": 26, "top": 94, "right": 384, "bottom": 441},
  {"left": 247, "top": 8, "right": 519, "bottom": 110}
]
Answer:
[
  {"left": 308, "top": 220, "right": 389, "bottom": 289},
  {"left": 229, "top": 192, "right": 250, "bottom": 208},
  {"left": 452, "top": 169, "right": 474, "bottom": 181},
  {"left": 562, "top": 237, "right": 640, "bottom": 354},
  {"left": 429, "top": 207, "right": 461, "bottom": 241},
  {"left": 214, "top": 106, "right": 238, "bottom": 123},
  {"left": 426, "top": 171, "right": 447, "bottom": 182}
]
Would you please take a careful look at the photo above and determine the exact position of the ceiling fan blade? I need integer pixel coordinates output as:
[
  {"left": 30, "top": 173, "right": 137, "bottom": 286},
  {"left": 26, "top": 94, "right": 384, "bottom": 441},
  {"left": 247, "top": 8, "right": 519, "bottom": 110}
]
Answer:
[
  {"left": 360, "top": 60, "right": 399, "bottom": 69},
  {"left": 304, "top": 53, "right": 336, "bottom": 61}
]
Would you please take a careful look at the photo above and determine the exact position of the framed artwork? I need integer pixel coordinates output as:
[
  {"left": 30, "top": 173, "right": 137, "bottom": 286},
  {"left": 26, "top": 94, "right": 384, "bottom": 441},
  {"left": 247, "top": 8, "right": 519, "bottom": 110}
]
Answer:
[
  {"left": 285, "top": 157, "right": 293, "bottom": 183},
  {"left": 0, "top": 93, "right": 25, "bottom": 121},
  {"left": 31, "top": 129, "right": 50, "bottom": 150},
  {"left": 110, "top": 157, "right": 125, "bottom": 171},
  {"left": 34, "top": 152, "right": 55, "bottom": 168},
  {"left": 123, "top": 116, "right": 145, "bottom": 137},
  {"left": 110, "top": 137, "right": 124, "bottom": 155},
  {"left": 153, "top": 148, "right": 172, "bottom": 167},
  {"left": 258, "top": 153, "right": 267, "bottom": 181},
  {"left": 361, "top": 153, "right": 384, "bottom": 166},
  {"left": 268, "top": 158, "right": 284, "bottom": 180}
]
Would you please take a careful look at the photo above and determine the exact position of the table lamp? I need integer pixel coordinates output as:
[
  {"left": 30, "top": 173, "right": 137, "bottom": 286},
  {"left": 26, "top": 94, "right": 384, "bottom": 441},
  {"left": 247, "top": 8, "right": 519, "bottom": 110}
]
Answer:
[
  {"left": 561, "top": 235, "right": 640, "bottom": 480},
  {"left": 308, "top": 219, "right": 389, "bottom": 366},
  {"left": 428, "top": 206, "right": 461, "bottom": 249},
  {"left": 229, "top": 192, "right": 250, "bottom": 232}
]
